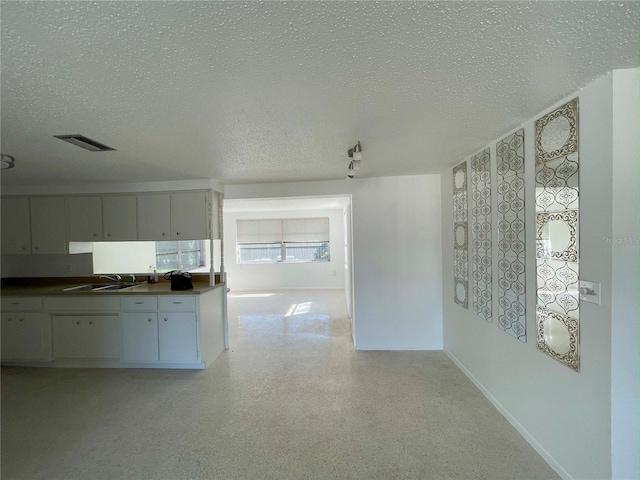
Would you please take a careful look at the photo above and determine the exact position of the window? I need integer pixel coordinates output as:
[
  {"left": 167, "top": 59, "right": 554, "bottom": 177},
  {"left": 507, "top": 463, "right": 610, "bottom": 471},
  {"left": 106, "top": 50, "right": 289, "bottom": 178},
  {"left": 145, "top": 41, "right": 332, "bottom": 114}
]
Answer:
[
  {"left": 156, "top": 240, "right": 205, "bottom": 272},
  {"left": 236, "top": 218, "right": 330, "bottom": 264}
]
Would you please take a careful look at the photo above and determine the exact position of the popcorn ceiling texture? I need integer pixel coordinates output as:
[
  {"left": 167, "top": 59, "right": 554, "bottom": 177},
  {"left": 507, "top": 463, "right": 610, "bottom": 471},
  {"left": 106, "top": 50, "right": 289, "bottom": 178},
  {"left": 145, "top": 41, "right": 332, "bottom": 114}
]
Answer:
[{"left": 0, "top": 1, "right": 637, "bottom": 186}]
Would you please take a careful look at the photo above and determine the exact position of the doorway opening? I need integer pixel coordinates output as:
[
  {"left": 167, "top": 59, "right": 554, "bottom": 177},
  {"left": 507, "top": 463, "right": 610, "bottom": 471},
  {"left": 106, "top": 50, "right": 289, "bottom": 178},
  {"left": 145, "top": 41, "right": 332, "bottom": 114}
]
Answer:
[{"left": 222, "top": 196, "right": 354, "bottom": 346}]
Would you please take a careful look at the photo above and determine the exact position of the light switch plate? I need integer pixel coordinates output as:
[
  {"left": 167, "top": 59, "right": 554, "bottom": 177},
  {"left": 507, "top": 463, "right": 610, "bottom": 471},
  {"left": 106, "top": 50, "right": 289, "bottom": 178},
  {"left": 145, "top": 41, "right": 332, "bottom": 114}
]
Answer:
[{"left": 579, "top": 280, "right": 601, "bottom": 305}]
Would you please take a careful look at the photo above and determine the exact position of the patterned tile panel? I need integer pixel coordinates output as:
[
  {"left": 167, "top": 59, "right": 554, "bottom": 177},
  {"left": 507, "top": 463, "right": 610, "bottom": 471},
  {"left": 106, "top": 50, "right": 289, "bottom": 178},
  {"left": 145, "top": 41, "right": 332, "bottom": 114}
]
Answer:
[
  {"left": 534, "top": 98, "right": 580, "bottom": 371},
  {"left": 496, "top": 129, "right": 526, "bottom": 342},
  {"left": 471, "top": 149, "right": 491, "bottom": 321},
  {"left": 453, "top": 161, "right": 468, "bottom": 309}
]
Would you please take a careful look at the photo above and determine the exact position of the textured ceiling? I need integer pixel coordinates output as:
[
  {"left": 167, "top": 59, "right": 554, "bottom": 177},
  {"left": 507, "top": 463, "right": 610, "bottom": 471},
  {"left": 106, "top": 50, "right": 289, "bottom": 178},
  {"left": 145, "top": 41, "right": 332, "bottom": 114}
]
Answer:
[{"left": 1, "top": 1, "right": 637, "bottom": 186}]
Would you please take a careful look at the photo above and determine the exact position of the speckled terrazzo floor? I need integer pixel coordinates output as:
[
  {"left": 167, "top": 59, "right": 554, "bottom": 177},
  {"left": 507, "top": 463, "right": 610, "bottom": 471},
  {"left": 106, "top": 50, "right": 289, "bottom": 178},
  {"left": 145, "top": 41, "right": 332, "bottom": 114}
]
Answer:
[{"left": 1, "top": 289, "right": 559, "bottom": 480}]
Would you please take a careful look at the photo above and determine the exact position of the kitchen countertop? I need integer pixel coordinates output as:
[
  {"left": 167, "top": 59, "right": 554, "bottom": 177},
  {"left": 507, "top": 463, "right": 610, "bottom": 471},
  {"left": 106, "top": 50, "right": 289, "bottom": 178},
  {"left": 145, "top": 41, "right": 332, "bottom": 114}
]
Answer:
[{"left": 0, "top": 281, "right": 224, "bottom": 297}]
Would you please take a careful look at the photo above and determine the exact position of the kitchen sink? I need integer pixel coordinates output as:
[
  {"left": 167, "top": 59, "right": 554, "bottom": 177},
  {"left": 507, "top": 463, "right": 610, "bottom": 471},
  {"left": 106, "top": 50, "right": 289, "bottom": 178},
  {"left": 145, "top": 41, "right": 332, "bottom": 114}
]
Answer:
[{"left": 63, "top": 282, "right": 139, "bottom": 292}]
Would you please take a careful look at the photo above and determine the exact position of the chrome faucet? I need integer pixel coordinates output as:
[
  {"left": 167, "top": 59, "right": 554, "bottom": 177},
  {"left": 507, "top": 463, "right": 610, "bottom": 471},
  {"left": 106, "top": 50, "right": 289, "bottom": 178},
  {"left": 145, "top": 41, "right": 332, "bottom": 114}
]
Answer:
[
  {"left": 128, "top": 274, "right": 136, "bottom": 283},
  {"left": 100, "top": 274, "right": 122, "bottom": 283}
]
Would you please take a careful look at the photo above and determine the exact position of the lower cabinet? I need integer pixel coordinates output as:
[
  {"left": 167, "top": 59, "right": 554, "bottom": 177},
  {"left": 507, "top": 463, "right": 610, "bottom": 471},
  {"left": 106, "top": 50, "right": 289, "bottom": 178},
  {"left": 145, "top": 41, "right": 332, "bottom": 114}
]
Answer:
[
  {"left": 121, "top": 296, "right": 199, "bottom": 365},
  {"left": 122, "top": 313, "right": 159, "bottom": 362},
  {"left": 1, "top": 312, "right": 46, "bottom": 361},
  {"left": 52, "top": 315, "right": 120, "bottom": 359},
  {"left": 158, "top": 312, "right": 198, "bottom": 363}
]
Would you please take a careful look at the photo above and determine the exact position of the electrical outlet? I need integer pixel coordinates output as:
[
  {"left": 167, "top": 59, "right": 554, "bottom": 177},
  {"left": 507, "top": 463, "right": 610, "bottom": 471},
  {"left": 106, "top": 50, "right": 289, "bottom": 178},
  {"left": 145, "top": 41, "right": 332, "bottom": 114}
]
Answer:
[{"left": 579, "top": 280, "right": 601, "bottom": 305}]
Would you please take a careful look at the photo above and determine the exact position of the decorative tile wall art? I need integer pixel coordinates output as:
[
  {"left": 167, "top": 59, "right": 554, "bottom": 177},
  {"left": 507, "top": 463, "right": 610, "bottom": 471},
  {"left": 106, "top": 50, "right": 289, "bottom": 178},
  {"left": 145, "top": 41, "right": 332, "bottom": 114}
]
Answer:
[
  {"left": 471, "top": 149, "right": 492, "bottom": 321},
  {"left": 535, "top": 98, "right": 580, "bottom": 372},
  {"left": 536, "top": 306, "right": 579, "bottom": 371},
  {"left": 496, "top": 129, "right": 526, "bottom": 342},
  {"left": 453, "top": 161, "right": 468, "bottom": 309}
]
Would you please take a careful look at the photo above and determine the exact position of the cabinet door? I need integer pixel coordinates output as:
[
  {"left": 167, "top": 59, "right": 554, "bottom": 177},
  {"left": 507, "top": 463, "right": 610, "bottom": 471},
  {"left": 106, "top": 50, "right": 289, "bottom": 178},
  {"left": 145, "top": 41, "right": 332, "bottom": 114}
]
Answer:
[
  {"left": 1, "top": 313, "right": 44, "bottom": 361},
  {"left": 159, "top": 312, "right": 198, "bottom": 363},
  {"left": 52, "top": 315, "right": 119, "bottom": 359},
  {"left": 122, "top": 313, "right": 159, "bottom": 362},
  {"left": 1, "top": 197, "right": 31, "bottom": 254},
  {"left": 137, "top": 194, "right": 171, "bottom": 240},
  {"left": 170, "top": 192, "right": 208, "bottom": 240},
  {"left": 67, "top": 196, "right": 103, "bottom": 241},
  {"left": 30, "top": 197, "right": 67, "bottom": 254},
  {"left": 103, "top": 196, "right": 137, "bottom": 241}
]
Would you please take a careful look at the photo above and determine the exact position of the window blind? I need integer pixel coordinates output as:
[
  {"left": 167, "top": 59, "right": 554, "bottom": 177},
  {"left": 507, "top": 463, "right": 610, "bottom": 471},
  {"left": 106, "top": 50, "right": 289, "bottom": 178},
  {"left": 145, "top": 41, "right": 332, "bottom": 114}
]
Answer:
[
  {"left": 236, "top": 218, "right": 329, "bottom": 244},
  {"left": 236, "top": 219, "right": 283, "bottom": 244}
]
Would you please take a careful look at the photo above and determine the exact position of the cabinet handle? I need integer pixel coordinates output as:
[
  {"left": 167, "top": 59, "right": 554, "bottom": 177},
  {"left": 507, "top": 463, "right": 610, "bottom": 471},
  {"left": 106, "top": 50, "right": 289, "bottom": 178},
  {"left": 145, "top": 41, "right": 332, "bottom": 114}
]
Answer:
[
  {"left": 176, "top": 232, "right": 180, "bottom": 236},
  {"left": 89, "top": 321, "right": 94, "bottom": 325},
  {"left": 22, "top": 247, "right": 27, "bottom": 250},
  {"left": 162, "top": 232, "right": 166, "bottom": 237},
  {"left": 107, "top": 233, "right": 111, "bottom": 238},
  {"left": 34, "top": 246, "right": 40, "bottom": 250},
  {"left": 93, "top": 233, "right": 98, "bottom": 237},
  {"left": 172, "top": 302, "right": 182, "bottom": 304},
  {"left": 135, "top": 302, "right": 144, "bottom": 305},
  {"left": 10, "top": 302, "right": 20, "bottom": 305},
  {"left": 76, "top": 321, "right": 81, "bottom": 325},
  {"left": 164, "top": 318, "right": 168, "bottom": 322},
  {"left": 148, "top": 318, "right": 153, "bottom": 322},
  {"left": 19, "top": 318, "right": 24, "bottom": 322},
  {"left": 7, "top": 318, "right": 13, "bottom": 322}
]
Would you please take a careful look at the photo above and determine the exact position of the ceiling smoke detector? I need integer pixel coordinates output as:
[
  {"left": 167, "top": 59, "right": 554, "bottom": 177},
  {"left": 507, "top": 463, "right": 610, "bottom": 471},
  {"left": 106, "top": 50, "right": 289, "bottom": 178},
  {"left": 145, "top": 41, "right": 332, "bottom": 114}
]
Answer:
[{"left": 54, "top": 135, "right": 116, "bottom": 152}]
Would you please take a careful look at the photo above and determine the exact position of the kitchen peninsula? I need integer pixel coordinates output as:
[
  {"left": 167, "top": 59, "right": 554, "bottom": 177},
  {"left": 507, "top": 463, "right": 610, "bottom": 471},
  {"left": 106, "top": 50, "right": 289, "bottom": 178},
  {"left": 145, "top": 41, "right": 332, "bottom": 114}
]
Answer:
[{"left": 1, "top": 277, "right": 226, "bottom": 370}]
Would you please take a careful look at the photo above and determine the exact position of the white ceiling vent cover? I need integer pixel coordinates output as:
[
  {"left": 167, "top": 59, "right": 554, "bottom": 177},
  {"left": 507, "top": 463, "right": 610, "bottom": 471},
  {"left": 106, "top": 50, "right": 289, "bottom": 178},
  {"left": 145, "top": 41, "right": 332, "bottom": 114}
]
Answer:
[{"left": 54, "top": 135, "right": 116, "bottom": 152}]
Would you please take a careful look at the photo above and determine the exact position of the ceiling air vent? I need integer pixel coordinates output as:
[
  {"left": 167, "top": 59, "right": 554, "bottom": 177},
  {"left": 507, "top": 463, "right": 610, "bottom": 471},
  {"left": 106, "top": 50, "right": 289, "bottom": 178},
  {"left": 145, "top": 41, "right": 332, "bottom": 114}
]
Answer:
[{"left": 54, "top": 134, "right": 116, "bottom": 152}]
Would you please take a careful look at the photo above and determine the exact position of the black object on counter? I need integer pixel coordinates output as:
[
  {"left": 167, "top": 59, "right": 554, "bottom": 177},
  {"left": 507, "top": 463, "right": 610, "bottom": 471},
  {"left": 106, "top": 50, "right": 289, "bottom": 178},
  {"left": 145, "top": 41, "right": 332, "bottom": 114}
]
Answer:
[{"left": 164, "top": 270, "right": 193, "bottom": 291}]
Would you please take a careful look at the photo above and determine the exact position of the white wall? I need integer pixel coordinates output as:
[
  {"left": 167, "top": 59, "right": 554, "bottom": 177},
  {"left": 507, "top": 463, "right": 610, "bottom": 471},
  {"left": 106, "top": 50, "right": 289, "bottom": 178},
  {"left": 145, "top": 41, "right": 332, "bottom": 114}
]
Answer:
[
  {"left": 225, "top": 174, "right": 443, "bottom": 350},
  {"left": 441, "top": 74, "right": 624, "bottom": 480},
  {"left": 224, "top": 207, "right": 345, "bottom": 291},
  {"left": 611, "top": 68, "right": 639, "bottom": 480}
]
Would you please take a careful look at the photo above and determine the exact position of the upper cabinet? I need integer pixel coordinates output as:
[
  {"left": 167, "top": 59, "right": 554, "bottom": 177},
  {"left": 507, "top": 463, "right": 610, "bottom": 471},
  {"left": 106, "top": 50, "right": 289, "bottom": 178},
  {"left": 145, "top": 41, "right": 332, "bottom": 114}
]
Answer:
[
  {"left": 103, "top": 195, "right": 137, "bottom": 241},
  {"left": 137, "top": 194, "right": 171, "bottom": 240},
  {"left": 138, "top": 191, "right": 210, "bottom": 241},
  {"left": 67, "top": 196, "right": 103, "bottom": 241},
  {"left": 31, "top": 197, "right": 67, "bottom": 254},
  {"left": 170, "top": 192, "right": 208, "bottom": 240},
  {"left": 67, "top": 195, "right": 137, "bottom": 241},
  {"left": 1, "top": 197, "right": 67, "bottom": 255},
  {"left": 1, "top": 190, "right": 215, "bottom": 254},
  {"left": 1, "top": 197, "right": 31, "bottom": 254}
]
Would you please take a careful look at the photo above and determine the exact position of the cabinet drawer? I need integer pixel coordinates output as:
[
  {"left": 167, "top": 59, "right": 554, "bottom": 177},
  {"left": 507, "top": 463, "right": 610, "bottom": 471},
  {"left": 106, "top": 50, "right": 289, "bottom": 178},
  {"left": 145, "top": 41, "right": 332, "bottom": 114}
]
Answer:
[
  {"left": 121, "top": 296, "right": 158, "bottom": 311},
  {"left": 44, "top": 296, "right": 120, "bottom": 312},
  {"left": 158, "top": 296, "right": 196, "bottom": 312},
  {"left": 1, "top": 297, "right": 43, "bottom": 311}
]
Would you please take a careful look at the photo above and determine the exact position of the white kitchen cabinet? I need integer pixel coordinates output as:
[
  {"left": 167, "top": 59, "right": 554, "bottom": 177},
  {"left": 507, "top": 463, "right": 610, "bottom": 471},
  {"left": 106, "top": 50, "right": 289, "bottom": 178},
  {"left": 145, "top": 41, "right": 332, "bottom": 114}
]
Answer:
[
  {"left": 52, "top": 315, "right": 119, "bottom": 359},
  {"left": 170, "top": 191, "right": 208, "bottom": 240},
  {"left": 1, "top": 296, "right": 51, "bottom": 362},
  {"left": 1, "top": 312, "right": 46, "bottom": 361},
  {"left": 159, "top": 312, "right": 198, "bottom": 363},
  {"left": 103, "top": 195, "right": 137, "bottom": 241},
  {"left": 137, "top": 194, "right": 171, "bottom": 240},
  {"left": 67, "top": 196, "right": 103, "bottom": 241},
  {"left": 30, "top": 197, "right": 67, "bottom": 254},
  {"left": 122, "top": 295, "right": 199, "bottom": 364},
  {"left": 1, "top": 197, "right": 31, "bottom": 254},
  {"left": 122, "top": 312, "right": 159, "bottom": 362}
]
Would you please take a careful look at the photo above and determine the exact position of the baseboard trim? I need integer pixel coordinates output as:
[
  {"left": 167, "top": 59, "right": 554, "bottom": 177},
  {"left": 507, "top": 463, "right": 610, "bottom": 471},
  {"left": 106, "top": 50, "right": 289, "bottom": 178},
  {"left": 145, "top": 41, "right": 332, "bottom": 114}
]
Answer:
[
  {"left": 356, "top": 345, "right": 443, "bottom": 351},
  {"left": 444, "top": 348, "right": 573, "bottom": 480}
]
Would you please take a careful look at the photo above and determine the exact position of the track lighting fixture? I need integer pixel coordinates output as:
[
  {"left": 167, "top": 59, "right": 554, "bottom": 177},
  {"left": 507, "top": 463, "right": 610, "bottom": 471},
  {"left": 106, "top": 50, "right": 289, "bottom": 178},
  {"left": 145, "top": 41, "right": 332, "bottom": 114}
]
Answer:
[{"left": 347, "top": 141, "right": 362, "bottom": 178}]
